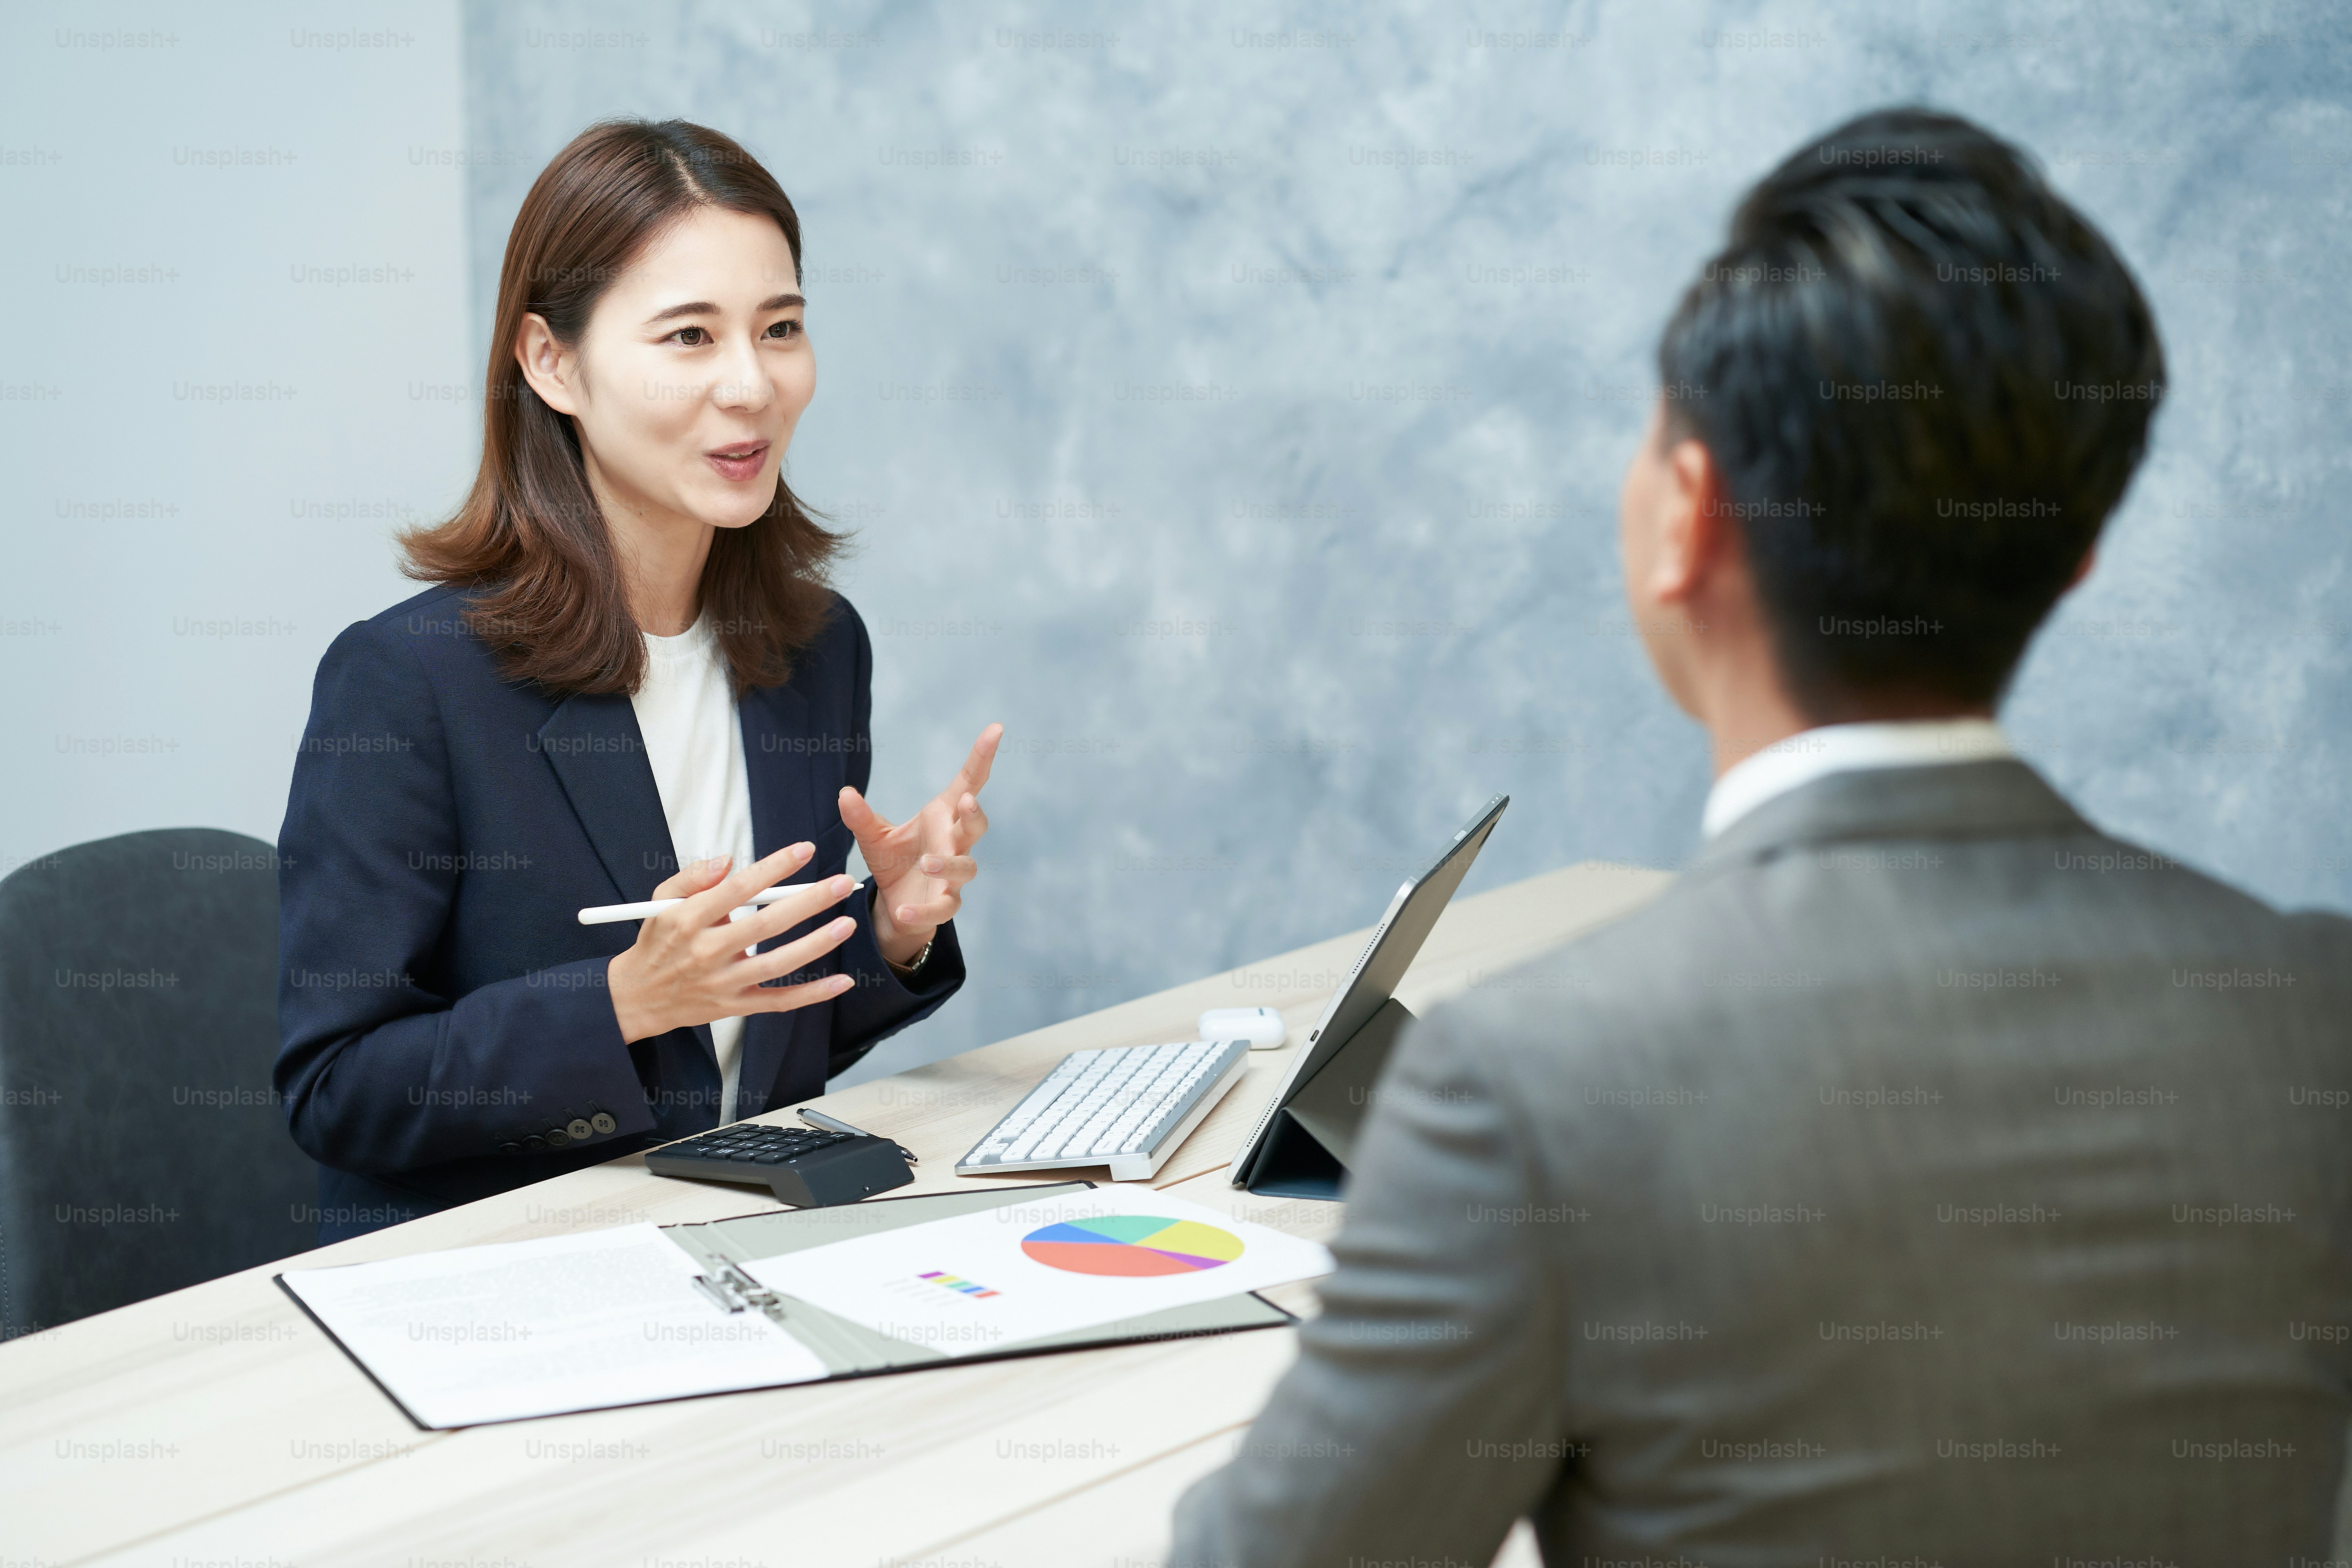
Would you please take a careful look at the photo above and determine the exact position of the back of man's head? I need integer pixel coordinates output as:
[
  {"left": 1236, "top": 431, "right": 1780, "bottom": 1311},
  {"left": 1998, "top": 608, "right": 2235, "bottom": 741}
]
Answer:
[{"left": 1659, "top": 108, "right": 2167, "bottom": 716}]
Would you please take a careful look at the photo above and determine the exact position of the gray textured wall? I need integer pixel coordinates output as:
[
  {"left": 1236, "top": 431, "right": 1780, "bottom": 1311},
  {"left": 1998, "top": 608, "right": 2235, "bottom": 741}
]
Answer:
[
  {"left": 479, "top": 4, "right": 2350, "bottom": 1076},
  {"left": 7, "top": 6, "right": 2345, "bottom": 1082},
  {"left": 0, "top": 2, "right": 474, "bottom": 882}
]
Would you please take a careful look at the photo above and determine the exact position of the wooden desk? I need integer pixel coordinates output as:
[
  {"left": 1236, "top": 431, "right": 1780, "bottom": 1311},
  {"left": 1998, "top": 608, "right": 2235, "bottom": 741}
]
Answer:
[{"left": 0, "top": 860, "right": 1666, "bottom": 1568}]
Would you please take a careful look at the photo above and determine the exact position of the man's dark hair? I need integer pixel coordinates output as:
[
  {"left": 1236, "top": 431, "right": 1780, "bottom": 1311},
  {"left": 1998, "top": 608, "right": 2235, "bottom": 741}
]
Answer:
[{"left": 1657, "top": 107, "right": 2165, "bottom": 714}]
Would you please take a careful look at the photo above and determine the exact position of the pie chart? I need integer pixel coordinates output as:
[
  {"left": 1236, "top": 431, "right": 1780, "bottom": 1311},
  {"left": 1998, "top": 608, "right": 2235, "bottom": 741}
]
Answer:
[{"left": 1020, "top": 1216, "right": 1245, "bottom": 1276}]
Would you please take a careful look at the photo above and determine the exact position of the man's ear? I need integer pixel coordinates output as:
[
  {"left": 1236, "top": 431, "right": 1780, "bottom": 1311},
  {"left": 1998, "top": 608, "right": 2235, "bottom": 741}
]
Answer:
[
  {"left": 513, "top": 313, "right": 579, "bottom": 416},
  {"left": 1651, "top": 434, "right": 1725, "bottom": 604}
]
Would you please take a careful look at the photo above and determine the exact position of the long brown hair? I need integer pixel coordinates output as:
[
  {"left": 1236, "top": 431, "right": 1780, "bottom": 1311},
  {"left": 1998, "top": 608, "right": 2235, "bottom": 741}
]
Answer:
[{"left": 399, "top": 119, "right": 844, "bottom": 697}]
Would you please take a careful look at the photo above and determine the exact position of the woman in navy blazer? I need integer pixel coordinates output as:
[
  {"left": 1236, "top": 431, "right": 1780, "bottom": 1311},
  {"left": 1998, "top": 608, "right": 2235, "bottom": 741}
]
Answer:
[{"left": 276, "top": 120, "right": 995, "bottom": 1240}]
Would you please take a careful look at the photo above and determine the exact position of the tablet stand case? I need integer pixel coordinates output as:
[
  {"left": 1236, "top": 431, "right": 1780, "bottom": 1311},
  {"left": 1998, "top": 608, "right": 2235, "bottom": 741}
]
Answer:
[{"left": 1236, "top": 996, "right": 1415, "bottom": 1201}]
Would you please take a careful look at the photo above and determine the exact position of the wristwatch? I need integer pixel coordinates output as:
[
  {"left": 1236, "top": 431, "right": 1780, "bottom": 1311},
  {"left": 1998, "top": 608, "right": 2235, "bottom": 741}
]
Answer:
[{"left": 887, "top": 935, "right": 934, "bottom": 980}]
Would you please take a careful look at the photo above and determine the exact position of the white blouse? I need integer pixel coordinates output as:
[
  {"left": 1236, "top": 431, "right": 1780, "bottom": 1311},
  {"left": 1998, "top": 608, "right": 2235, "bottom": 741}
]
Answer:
[{"left": 628, "top": 608, "right": 759, "bottom": 1125}]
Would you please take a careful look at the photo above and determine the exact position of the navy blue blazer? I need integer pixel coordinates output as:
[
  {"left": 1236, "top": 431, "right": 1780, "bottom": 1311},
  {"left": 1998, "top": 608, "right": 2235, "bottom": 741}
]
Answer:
[{"left": 275, "top": 584, "right": 963, "bottom": 1240}]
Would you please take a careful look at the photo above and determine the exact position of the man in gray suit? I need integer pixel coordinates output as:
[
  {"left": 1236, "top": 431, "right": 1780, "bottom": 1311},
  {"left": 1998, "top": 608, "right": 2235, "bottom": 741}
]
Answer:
[{"left": 1173, "top": 107, "right": 2352, "bottom": 1565}]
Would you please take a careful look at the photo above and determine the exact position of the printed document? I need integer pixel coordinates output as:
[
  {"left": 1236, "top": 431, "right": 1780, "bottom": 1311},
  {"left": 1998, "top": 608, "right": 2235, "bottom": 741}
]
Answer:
[
  {"left": 741, "top": 1187, "right": 1332, "bottom": 1358},
  {"left": 280, "top": 1222, "right": 827, "bottom": 1427}
]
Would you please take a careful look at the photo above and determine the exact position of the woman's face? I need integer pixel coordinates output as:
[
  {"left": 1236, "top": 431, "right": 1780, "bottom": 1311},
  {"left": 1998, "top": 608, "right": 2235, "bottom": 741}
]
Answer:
[{"left": 521, "top": 205, "right": 813, "bottom": 534}]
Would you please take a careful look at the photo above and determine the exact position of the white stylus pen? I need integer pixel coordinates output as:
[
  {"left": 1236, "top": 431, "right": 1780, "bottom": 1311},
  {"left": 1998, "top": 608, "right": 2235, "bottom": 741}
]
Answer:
[
  {"left": 576, "top": 878, "right": 867, "bottom": 926},
  {"left": 799, "top": 1107, "right": 919, "bottom": 1165}
]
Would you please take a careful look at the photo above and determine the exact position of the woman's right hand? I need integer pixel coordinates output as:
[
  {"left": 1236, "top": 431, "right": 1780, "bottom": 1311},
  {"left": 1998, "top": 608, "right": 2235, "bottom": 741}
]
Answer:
[{"left": 605, "top": 842, "right": 860, "bottom": 1045}]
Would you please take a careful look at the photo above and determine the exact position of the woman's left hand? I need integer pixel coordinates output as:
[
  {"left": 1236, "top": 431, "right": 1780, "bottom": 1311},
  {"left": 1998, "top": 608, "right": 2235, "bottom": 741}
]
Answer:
[{"left": 840, "top": 722, "right": 1002, "bottom": 972}]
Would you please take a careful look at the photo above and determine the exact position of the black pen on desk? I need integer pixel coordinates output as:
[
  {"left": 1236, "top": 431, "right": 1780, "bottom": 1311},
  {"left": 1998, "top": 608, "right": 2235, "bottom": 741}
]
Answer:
[
  {"left": 799, "top": 1107, "right": 919, "bottom": 1165},
  {"left": 577, "top": 878, "right": 868, "bottom": 926}
]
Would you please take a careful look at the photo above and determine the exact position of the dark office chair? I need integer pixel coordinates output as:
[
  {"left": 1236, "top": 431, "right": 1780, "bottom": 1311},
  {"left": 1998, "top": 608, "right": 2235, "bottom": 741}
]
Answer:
[{"left": 0, "top": 827, "right": 315, "bottom": 1338}]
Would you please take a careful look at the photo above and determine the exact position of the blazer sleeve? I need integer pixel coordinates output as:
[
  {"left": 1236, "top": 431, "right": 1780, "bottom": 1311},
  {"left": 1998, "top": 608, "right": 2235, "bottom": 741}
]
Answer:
[
  {"left": 274, "top": 620, "right": 658, "bottom": 1175},
  {"left": 1168, "top": 1005, "right": 1575, "bottom": 1566},
  {"left": 817, "top": 597, "right": 967, "bottom": 1078}
]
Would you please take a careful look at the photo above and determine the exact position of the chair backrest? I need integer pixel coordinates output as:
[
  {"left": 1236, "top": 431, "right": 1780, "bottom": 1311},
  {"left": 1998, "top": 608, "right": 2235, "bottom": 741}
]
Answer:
[{"left": 0, "top": 828, "right": 315, "bottom": 1338}]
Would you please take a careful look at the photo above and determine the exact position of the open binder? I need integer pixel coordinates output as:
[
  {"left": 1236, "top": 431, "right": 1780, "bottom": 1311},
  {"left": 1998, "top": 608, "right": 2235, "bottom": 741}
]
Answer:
[{"left": 281, "top": 1181, "right": 1296, "bottom": 1430}]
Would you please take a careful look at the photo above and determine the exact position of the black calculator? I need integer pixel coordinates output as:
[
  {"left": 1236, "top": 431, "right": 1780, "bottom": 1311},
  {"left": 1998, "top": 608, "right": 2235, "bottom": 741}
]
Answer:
[{"left": 646, "top": 1122, "right": 914, "bottom": 1208}]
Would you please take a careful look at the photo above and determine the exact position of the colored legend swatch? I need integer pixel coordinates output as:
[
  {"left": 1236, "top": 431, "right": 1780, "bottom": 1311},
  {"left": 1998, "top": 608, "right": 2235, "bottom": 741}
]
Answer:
[
  {"left": 917, "top": 1270, "right": 999, "bottom": 1299},
  {"left": 1020, "top": 1216, "right": 1246, "bottom": 1277}
]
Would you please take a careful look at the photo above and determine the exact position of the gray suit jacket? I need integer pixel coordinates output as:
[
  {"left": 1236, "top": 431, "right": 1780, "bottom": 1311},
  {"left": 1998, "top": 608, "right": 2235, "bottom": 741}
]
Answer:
[{"left": 1173, "top": 761, "right": 2352, "bottom": 1566}]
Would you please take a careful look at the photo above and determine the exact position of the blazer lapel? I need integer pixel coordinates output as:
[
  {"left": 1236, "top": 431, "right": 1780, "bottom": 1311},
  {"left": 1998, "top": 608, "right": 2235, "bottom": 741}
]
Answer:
[
  {"left": 535, "top": 682, "right": 842, "bottom": 1113},
  {"left": 740, "top": 679, "right": 817, "bottom": 858},
  {"left": 536, "top": 691, "right": 720, "bottom": 1074},
  {"left": 732, "top": 680, "right": 819, "bottom": 1115},
  {"left": 535, "top": 691, "right": 678, "bottom": 903}
]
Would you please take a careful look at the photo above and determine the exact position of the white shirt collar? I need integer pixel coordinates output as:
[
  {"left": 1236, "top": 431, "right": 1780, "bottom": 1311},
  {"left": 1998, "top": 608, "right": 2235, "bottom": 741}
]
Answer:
[
  {"left": 1701, "top": 718, "right": 2013, "bottom": 839},
  {"left": 641, "top": 607, "right": 715, "bottom": 663}
]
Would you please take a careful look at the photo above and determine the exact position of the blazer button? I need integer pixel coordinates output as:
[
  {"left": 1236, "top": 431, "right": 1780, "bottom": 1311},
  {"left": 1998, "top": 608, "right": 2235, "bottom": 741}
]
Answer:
[
  {"left": 523, "top": 1135, "right": 546, "bottom": 1152},
  {"left": 499, "top": 1142, "right": 523, "bottom": 1156},
  {"left": 545, "top": 1127, "right": 570, "bottom": 1148},
  {"left": 590, "top": 1112, "right": 617, "bottom": 1134},
  {"left": 566, "top": 1118, "right": 593, "bottom": 1140}
]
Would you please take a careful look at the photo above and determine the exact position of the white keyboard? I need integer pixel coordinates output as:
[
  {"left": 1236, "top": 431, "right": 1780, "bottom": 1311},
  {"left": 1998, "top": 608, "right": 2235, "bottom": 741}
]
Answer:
[{"left": 955, "top": 1038, "right": 1251, "bottom": 1181}]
